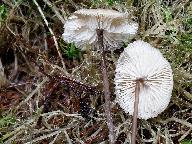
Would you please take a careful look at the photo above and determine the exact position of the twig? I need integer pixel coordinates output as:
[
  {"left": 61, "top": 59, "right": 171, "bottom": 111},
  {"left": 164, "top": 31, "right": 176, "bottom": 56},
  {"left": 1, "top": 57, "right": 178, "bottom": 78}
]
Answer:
[
  {"left": 41, "top": 110, "right": 82, "bottom": 119},
  {"left": 42, "top": 0, "right": 65, "bottom": 24},
  {"left": 3, "top": 118, "right": 35, "bottom": 143},
  {"left": 49, "top": 133, "right": 60, "bottom": 144},
  {"left": 15, "top": 78, "right": 48, "bottom": 110},
  {"left": 178, "top": 128, "right": 192, "bottom": 142},
  {"left": 163, "top": 117, "right": 192, "bottom": 129},
  {"left": 97, "top": 29, "right": 115, "bottom": 144},
  {"left": 85, "top": 122, "right": 105, "bottom": 142},
  {"left": 5, "top": 0, "right": 23, "bottom": 36},
  {"left": 165, "top": 127, "right": 174, "bottom": 144},
  {"left": 32, "top": 0, "right": 68, "bottom": 76},
  {"left": 63, "top": 129, "right": 73, "bottom": 144},
  {"left": 43, "top": 29, "right": 48, "bottom": 51},
  {"left": 25, "top": 130, "right": 62, "bottom": 144}
]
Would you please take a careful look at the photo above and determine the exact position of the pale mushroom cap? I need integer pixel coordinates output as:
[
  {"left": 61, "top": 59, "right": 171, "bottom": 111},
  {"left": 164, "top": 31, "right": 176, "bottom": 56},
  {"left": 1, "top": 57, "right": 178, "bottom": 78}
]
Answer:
[
  {"left": 115, "top": 40, "right": 173, "bottom": 119},
  {"left": 63, "top": 9, "right": 138, "bottom": 51},
  {"left": 74, "top": 9, "right": 126, "bottom": 18}
]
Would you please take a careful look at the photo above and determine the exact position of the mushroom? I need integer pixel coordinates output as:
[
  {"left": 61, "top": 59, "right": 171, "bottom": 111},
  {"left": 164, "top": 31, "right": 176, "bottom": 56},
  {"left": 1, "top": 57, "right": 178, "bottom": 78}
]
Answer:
[
  {"left": 114, "top": 40, "right": 173, "bottom": 144},
  {"left": 63, "top": 9, "right": 138, "bottom": 51},
  {"left": 63, "top": 9, "right": 138, "bottom": 143}
]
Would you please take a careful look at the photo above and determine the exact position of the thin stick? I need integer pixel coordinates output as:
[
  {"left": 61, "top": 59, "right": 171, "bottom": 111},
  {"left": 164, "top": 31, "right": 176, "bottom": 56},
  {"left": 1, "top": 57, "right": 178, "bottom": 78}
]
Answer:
[
  {"left": 42, "top": 0, "right": 65, "bottom": 24},
  {"left": 32, "top": 0, "right": 69, "bottom": 76},
  {"left": 131, "top": 80, "right": 140, "bottom": 144},
  {"left": 96, "top": 29, "right": 115, "bottom": 144}
]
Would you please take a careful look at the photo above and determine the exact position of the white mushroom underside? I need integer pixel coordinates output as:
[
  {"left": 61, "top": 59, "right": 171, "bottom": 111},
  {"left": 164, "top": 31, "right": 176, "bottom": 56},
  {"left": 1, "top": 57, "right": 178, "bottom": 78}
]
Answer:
[
  {"left": 63, "top": 9, "right": 138, "bottom": 51},
  {"left": 115, "top": 40, "right": 173, "bottom": 119}
]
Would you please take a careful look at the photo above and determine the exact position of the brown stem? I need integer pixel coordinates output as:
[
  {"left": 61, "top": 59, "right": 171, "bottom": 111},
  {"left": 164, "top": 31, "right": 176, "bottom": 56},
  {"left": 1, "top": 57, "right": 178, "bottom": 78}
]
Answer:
[
  {"left": 131, "top": 80, "right": 141, "bottom": 144},
  {"left": 97, "top": 29, "right": 115, "bottom": 144}
]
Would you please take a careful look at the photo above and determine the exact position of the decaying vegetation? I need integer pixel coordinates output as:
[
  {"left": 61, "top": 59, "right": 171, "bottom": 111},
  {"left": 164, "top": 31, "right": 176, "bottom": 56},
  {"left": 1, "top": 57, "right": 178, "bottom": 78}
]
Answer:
[{"left": 0, "top": 0, "right": 191, "bottom": 143}]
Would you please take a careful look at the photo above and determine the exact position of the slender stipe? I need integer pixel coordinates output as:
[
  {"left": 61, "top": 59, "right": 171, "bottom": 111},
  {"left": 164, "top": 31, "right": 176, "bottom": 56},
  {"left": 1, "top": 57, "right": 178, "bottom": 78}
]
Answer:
[
  {"left": 131, "top": 79, "right": 141, "bottom": 144},
  {"left": 97, "top": 29, "right": 115, "bottom": 144}
]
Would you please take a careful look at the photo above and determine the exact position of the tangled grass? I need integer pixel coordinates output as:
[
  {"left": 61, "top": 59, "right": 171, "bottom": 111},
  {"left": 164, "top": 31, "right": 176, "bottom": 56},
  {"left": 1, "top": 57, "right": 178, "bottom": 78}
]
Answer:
[{"left": 0, "top": 0, "right": 191, "bottom": 143}]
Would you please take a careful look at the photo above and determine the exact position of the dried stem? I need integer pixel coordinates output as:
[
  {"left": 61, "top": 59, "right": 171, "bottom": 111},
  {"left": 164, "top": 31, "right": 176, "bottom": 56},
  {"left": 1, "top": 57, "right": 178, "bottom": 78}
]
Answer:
[
  {"left": 32, "top": 0, "right": 69, "bottom": 76},
  {"left": 131, "top": 80, "right": 141, "bottom": 144},
  {"left": 42, "top": 0, "right": 65, "bottom": 24},
  {"left": 96, "top": 29, "right": 115, "bottom": 144}
]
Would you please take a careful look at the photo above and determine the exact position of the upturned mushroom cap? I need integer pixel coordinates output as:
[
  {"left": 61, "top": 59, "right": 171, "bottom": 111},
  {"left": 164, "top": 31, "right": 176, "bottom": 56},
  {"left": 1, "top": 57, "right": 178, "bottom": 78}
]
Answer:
[
  {"left": 114, "top": 40, "right": 173, "bottom": 119},
  {"left": 63, "top": 9, "right": 138, "bottom": 51}
]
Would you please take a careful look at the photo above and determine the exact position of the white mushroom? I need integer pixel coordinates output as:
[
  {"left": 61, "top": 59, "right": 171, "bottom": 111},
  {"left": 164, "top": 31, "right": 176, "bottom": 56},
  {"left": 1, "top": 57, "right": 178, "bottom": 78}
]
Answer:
[
  {"left": 63, "top": 9, "right": 138, "bottom": 51},
  {"left": 115, "top": 40, "right": 173, "bottom": 120}
]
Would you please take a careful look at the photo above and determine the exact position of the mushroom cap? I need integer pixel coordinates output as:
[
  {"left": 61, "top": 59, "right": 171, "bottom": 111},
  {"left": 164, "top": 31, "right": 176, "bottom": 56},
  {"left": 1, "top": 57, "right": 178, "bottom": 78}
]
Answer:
[
  {"left": 114, "top": 40, "right": 173, "bottom": 119},
  {"left": 63, "top": 9, "right": 138, "bottom": 51}
]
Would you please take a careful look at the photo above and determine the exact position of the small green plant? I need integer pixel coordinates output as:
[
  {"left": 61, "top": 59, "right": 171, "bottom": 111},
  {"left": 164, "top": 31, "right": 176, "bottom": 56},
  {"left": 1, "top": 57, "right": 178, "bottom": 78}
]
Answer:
[
  {"left": 0, "top": 4, "right": 8, "bottom": 26},
  {"left": 162, "top": 7, "right": 173, "bottom": 23},
  {"left": 185, "top": 17, "right": 192, "bottom": 26},
  {"left": 91, "top": 0, "right": 121, "bottom": 6},
  {"left": 106, "top": 0, "right": 114, "bottom": 5},
  {"left": 59, "top": 39, "right": 80, "bottom": 60},
  {"left": 179, "top": 33, "right": 192, "bottom": 46},
  {"left": 0, "top": 115, "right": 17, "bottom": 143},
  {"left": 180, "top": 139, "right": 192, "bottom": 144},
  {"left": 0, "top": 115, "right": 16, "bottom": 128}
]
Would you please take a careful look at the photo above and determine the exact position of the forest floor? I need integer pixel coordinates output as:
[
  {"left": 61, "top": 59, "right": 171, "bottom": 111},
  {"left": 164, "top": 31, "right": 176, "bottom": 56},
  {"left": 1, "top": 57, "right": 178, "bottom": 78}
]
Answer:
[{"left": 0, "top": 0, "right": 191, "bottom": 144}]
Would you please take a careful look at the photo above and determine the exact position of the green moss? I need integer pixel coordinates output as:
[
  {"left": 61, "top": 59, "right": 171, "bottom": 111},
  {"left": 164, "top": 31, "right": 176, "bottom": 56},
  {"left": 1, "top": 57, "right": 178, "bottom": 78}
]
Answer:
[
  {"left": 162, "top": 7, "right": 173, "bottom": 23},
  {"left": 91, "top": 0, "right": 122, "bottom": 6},
  {"left": 59, "top": 39, "right": 81, "bottom": 60},
  {"left": 179, "top": 33, "right": 192, "bottom": 47},
  {"left": 0, "top": 115, "right": 16, "bottom": 128},
  {"left": 185, "top": 17, "right": 192, "bottom": 27},
  {"left": 180, "top": 139, "right": 192, "bottom": 144},
  {"left": 0, "top": 4, "right": 8, "bottom": 26}
]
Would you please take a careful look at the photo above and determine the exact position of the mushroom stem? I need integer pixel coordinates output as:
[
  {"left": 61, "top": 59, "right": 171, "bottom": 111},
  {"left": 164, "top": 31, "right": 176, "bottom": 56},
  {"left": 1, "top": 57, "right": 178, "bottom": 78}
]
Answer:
[
  {"left": 97, "top": 29, "right": 115, "bottom": 144},
  {"left": 131, "top": 79, "right": 141, "bottom": 144}
]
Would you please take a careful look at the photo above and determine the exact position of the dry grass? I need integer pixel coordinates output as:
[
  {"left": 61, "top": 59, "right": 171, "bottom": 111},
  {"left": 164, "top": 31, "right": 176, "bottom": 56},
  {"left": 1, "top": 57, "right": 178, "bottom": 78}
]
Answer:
[{"left": 0, "top": 0, "right": 191, "bottom": 144}]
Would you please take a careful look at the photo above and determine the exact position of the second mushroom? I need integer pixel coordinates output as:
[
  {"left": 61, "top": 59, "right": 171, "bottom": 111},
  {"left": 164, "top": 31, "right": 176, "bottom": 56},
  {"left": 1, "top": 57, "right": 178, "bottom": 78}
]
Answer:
[
  {"left": 63, "top": 9, "right": 138, "bottom": 143},
  {"left": 115, "top": 40, "right": 173, "bottom": 144}
]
